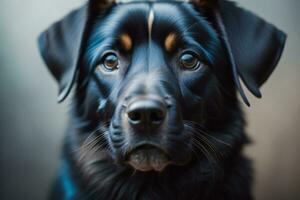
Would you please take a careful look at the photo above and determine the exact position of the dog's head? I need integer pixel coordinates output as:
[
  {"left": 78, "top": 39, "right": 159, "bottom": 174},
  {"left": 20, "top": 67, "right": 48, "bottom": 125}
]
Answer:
[{"left": 38, "top": 0, "right": 285, "bottom": 173}]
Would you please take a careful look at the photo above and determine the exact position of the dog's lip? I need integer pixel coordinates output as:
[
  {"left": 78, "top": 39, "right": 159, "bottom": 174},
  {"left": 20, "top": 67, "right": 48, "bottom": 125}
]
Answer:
[{"left": 125, "top": 144, "right": 171, "bottom": 172}]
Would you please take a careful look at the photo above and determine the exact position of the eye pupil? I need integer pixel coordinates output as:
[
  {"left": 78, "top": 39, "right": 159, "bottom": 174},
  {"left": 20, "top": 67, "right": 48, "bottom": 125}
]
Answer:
[
  {"left": 180, "top": 53, "right": 199, "bottom": 69},
  {"left": 103, "top": 53, "right": 118, "bottom": 70}
]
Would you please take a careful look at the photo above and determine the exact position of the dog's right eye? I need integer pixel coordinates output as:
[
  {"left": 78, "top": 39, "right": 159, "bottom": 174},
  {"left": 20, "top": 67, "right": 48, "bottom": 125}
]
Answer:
[{"left": 100, "top": 53, "right": 119, "bottom": 71}]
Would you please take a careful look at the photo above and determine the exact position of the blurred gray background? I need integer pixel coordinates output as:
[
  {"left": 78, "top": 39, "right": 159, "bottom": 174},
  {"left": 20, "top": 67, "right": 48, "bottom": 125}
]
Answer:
[{"left": 0, "top": 0, "right": 299, "bottom": 199}]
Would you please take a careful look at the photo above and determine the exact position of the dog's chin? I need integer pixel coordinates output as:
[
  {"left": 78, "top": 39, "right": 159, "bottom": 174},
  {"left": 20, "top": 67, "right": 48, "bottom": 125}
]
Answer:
[{"left": 125, "top": 145, "right": 171, "bottom": 172}]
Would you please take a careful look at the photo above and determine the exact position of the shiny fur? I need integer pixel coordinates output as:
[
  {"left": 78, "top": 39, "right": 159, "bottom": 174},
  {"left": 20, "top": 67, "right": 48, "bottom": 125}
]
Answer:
[{"left": 38, "top": 1, "right": 286, "bottom": 200}]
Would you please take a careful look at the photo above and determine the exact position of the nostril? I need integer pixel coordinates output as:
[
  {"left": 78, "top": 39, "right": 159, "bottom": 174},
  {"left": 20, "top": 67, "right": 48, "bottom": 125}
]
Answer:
[
  {"left": 127, "top": 111, "right": 142, "bottom": 122},
  {"left": 150, "top": 110, "right": 165, "bottom": 123},
  {"left": 126, "top": 98, "right": 167, "bottom": 128}
]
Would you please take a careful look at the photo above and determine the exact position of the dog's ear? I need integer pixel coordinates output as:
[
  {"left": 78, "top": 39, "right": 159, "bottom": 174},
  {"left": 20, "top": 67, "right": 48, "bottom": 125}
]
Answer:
[
  {"left": 192, "top": 0, "right": 287, "bottom": 106},
  {"left": 38, "top": 1, "right": 115, "bottom": 102},
  {"left": 38, "top": 5, "right": 89, "bottom": 102}
]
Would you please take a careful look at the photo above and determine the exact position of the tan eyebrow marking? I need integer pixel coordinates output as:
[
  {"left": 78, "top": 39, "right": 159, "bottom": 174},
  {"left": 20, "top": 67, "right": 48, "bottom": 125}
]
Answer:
[
  {"left": 165, "top": 33, "right": 177, "bottom": 51},
  {"left": 119, "top": 33, "right": 132, "bottom": 51}
]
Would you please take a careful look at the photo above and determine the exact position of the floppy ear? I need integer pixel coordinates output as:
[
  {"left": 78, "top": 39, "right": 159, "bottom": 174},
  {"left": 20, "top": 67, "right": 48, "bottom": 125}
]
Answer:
[
  {"left": 193, "top": 0, "right": 287, "bottom": 106},
  {"left": 38, "top": 4, "right": 89, "bottom": 102},
  {"left": 38, "top": 0, "right": 115, "bottom": 102}
]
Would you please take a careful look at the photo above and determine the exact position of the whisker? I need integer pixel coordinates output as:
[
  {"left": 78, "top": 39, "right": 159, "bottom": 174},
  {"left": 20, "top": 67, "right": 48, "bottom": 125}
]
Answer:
[
  {"left": 184, "top": 123, "right": 223, "bottom": 165},
  {"left": 195, "top": 134, "right": 222, "bottom": 161},
  {"left": 191, "top": 136, "right": 217, "bottom": 180},
  {"left": 193, "top": 136, "right": 219, "bottom": 164},
  {"left": 184, "top": 120, "right": 231, "bottom": 147},
  {"left": 81, "top": 133, "right": 103, "bottom": 150}
]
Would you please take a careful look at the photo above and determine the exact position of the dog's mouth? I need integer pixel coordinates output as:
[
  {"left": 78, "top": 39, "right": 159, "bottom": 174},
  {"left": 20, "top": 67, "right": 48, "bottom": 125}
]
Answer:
[{"left": 125, "top": 145, "right": 171, "bottom": 172}]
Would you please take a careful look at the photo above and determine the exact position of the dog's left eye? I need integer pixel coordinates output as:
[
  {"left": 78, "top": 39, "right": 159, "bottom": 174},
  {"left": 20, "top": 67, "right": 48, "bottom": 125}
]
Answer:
[{"left": 180, "top": 53, "right": 200, "bottom": 70}]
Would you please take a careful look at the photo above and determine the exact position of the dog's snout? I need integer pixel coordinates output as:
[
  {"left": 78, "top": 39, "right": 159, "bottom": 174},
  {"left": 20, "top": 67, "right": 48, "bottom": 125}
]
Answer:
[{"left": 126, "top": 98, "right": 166, "bottom": 130}]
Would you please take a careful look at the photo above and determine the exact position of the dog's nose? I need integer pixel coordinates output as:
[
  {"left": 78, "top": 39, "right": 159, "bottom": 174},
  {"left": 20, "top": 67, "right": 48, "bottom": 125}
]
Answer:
[{"left": 126, "top": 98, "right": 166, "bottom": 130}]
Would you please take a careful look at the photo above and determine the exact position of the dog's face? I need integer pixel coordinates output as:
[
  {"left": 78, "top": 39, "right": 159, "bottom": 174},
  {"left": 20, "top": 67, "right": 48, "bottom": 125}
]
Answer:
[
  {"left": 83, "top": 2, "right": 226, "bottom": 171},
  {"left": 38, "top": 0, "right": 285, "bottom": 176}
]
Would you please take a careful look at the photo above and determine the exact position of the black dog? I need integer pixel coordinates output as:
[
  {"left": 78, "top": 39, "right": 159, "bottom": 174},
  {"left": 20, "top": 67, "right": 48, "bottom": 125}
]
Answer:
[{"left": 38, "top": 0, "right": 286, "bottom": 199}]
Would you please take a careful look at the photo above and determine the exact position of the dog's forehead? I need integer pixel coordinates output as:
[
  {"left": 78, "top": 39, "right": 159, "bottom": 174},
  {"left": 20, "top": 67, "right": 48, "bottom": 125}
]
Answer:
[
  {"left": 95, "top": 2, "right": 206, "bottom": 51},
  {"left": 109, "top": 2, "right": 187, "bottom": 30},
  {"left": 87, "top": 2, "right": 217, "bottom": 66}
]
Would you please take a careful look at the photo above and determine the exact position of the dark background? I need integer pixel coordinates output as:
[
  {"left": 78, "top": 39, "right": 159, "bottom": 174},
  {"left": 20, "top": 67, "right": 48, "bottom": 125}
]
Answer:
[{"left": 0, "top": 0, "right": 299, "bottom": 199}]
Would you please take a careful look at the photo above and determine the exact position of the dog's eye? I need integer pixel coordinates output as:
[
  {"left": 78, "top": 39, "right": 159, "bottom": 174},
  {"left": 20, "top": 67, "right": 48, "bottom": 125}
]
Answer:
[
  {"left": 180, "top": 53, "right": 200, "bottom": 70},
  {"left": 102, "top": 53, "right": 119, "bottom": 71}
]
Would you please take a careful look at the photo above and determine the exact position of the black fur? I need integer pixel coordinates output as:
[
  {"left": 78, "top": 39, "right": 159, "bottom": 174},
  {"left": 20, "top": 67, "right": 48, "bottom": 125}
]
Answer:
[{"left": 38, "top": 1, "right": 286, "bottom": 200}]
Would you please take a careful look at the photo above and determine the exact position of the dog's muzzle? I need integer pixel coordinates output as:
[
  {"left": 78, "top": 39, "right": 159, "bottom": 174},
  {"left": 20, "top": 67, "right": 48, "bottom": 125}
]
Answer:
[
  {"left": 123, "top": 97, "right": 171, "bottom": 171},
  {"left": 110, "top": 72, "right": 186, "bottom": 171}
]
